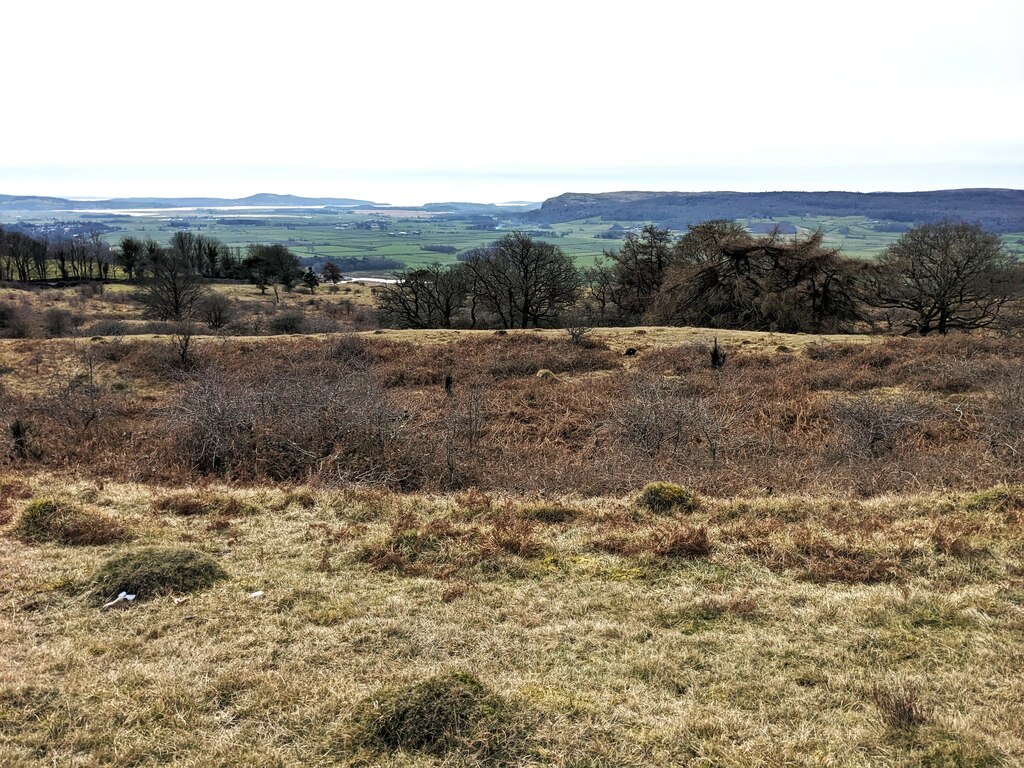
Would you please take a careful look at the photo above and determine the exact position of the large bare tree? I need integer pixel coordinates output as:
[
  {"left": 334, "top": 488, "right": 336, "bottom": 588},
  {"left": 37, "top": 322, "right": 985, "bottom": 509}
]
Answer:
[
  {"left": 377, "top": 263, "right": 469, "bottom": 329},
  {"left": 461, "top": 232, "right": 580, "bottom": 329},
  {"left": 139, "top": 247, "right": 208, "bottom": 321},
  {"left": 865, "top": 221, "right": 1017, "bottom": 335}
]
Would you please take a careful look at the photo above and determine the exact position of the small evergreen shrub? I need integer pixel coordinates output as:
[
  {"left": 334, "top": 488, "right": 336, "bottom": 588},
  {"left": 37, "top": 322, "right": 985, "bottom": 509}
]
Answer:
[
  {"left": 638, "top": 482, "right": 699, "bottom": 514},
  {"left": 269, "top": 311, "right": 306, "bottom": 335},
  {"left": 15, "top": 498, "right": 131, "bottom": 546},
  {"left": 88, "top": 547, "right": 227, "bottom": 604}
]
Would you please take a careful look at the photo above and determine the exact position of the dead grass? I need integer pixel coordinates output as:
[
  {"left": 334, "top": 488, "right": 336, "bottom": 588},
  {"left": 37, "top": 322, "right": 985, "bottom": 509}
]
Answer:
[
  {"left": 151, "top": 491, "right": 260, "bottom": 517},
  {"left": 1, "top": 474, "right": 1022, "bottom": 765},
  {"left": 870, "top": 681, "right": 932, "bottom": 732},
  {"left": 3, "top": 327, "right": 1022, "bottom": 498},
  {"left": 638, "top": 482, "right": 699, "bottom": 514}
]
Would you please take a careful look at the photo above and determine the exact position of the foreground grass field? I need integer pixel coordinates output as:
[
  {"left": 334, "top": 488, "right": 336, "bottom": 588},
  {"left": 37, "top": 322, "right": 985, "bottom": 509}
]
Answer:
[{"left": 2, "top": 475, "right": 1022, "bottom": 766}]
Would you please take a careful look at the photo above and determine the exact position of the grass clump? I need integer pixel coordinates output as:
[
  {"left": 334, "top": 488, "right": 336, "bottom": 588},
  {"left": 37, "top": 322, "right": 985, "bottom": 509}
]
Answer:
[
  {"left": 800, "top": 542, "right": 901, "bottom": 584},
  {"left": 352, "top": 670, "right": 521, "bottom": 760},
  {"left": 650, "top": 523, "right": 713, "bottom": 558},
  {"left": 355, "top": 512, "right": 544, "bottom": 578},
  {"left": 15, "top": 498, "right": 131, "bottom": 546},
  {"left": 152, "top": 492, "right": 259, "bottom": 517},
  {"left": 88, "top": 547, "right": 227, "bottom": 603},
  {"left": 655, "top": 601, "right": 729, "bottom": 633},
  {"left": 520, "top": 502, "right": 578, "bottom": 524},
  {"left": 964, "top": 486, "right": 1024, "bottom": 517},
  {"left": 355, "top": 514, "right": 467, "bottom": 575},
  {"left": 870, "top": 681, "right": 931, "bottom": 732},
  {"left": 638, "top": 482, "right": 698, "bottom": 514},
  {"left": 592, "top": 522, "right": 712, "bottom": 561}
]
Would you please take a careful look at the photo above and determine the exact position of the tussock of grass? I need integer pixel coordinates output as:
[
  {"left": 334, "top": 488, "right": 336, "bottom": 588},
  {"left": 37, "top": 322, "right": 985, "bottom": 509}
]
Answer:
[
  {"left": 273, "top": 490, "right": 317, "bottom": 510},
  {"left": 964, "top": 486, "right": 1024, "bottom": 516},
  {"left": 520, "top": 502, "right": 578, "bottom": 524},
  {"left": 870, "top": 681, "right": 931, "bottom": 732},
  {"left": 351, "top": 670, "right": 524, "bottom": 760},
  {"left": 650, "top": 523, "right": 713, "bottom": 558},
  {"left": 151, "top": 492, "right": 259, "bottom": 517},
  {"left": 592, "top": 522, "right": 712, "bottom": 560},
  {"left": 354, "top": 512, "right": 544, "bottom": 577},
  {"left": 15, "top": 498, "right": 131, "bottom": 546},
  {"left": 355, "top": 514, "right": 467, "bottom": 575},
  {"left": 88, "top": 547, "right": 228, "bottom": 603},
  {"left": 638, "top": 482, "right": 699, "bottom": 514},
  {"left": 800, "top": 543, "right": 901, "bottom": 584}
]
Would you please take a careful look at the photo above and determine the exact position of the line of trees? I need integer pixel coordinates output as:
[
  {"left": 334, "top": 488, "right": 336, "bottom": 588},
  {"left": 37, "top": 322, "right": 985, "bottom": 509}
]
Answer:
[
  {"left": 4, "top": 219, "right": 1019, "bottom": 337},
  {"left": 0, "top": 226, "right": 309, "bottom": 289},
  {"left": 0, "top": 228, "right": 115, "bottom": 281},
  {"left": 378, "top": 222, "right": 1021, "bottom": 335}
]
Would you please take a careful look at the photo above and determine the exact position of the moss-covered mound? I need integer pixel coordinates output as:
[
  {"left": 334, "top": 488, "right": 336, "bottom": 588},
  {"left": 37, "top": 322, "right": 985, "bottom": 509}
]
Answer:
[
  {"left": 353, "top": 670, "right": 521, "bottom": 759},
  {"left": 88, "top": 547, "right": 227, "bottom": 604},
  {"left": 638, "top": 482, "right": 699, "bottom": 514},
  {"left": 15, "top": 498, "right": 131, "bottom": 546}
]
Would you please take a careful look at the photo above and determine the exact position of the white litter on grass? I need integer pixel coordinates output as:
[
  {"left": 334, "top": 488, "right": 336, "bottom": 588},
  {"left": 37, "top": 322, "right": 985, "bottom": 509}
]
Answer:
[
  {"left": 249, "top": 591, "right": 265, "bottom": 599},
  {"left": 101, "top": 592, "right": 136, "bottom": 611}
]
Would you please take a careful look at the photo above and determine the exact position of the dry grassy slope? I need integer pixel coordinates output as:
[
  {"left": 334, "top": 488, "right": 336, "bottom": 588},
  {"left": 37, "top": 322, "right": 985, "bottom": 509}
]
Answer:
[
  {"left": 0, "top": 324, "right": 873, "bottom": 399},
  {"left": 1, "top": 474, "right": 1022, "bottom": 766},
  {"left": 361, "top": 326, "right": 877, "bottom": 352},
  {"left": 0, "top": 279, "right": 381, "bottom": 339}
]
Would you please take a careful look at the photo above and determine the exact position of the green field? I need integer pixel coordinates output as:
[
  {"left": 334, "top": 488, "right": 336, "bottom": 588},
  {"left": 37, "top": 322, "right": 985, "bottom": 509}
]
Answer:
[{"left": 4, "top": 208, "right": 1023, "bottom": 275}]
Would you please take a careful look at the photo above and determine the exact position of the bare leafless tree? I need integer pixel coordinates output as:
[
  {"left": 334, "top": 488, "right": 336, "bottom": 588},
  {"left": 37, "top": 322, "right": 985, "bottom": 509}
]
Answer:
[
  {"left": 864, "top": 221, "right": 1017, "bottom": 335},
  {"left": 377, "top": 263, "right": 469, "bottom": 328},
  {"left": 139, "top": 247, "right": 208, "bottom": 321},
  {"left": 461, "top": 233, "right": 581, "bottom": 328}
]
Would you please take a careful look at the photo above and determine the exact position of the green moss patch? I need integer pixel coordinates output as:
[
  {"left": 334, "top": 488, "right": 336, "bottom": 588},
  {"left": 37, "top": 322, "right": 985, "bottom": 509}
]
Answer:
[
  {"left": 352, "top": 670, "right": 524, "bottom": 760},
  {"left": 88, "top": 547, "right": 227, "bottom": 604}
]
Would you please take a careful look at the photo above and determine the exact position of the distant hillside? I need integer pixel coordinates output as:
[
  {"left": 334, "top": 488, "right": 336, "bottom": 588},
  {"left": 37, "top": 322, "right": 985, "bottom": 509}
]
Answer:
[
  {"left": 0, "top": 193, "right": 377, "bottom": 211},
  {"left": 525, "top": 189, "right": 1024, "bottom": 232},
  {"left": 421, "top": 201, "right": 542, "bottom": 214}
]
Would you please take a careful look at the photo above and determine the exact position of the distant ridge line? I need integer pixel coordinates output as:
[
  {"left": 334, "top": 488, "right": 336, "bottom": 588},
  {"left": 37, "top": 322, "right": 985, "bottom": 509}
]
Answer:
[{"left": 524, "top": 189, "right": 1024, "bottom": 232}]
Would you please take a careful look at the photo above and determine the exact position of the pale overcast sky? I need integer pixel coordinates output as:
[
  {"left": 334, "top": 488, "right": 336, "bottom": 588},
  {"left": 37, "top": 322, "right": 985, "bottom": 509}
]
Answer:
[{"left": 1, "top": 0, "right": 1021, "bottom": 204}]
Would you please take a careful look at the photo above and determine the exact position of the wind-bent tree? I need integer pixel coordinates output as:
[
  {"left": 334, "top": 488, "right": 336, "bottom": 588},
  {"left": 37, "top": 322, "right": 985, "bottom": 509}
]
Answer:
[
  {"left": 648, "top": 222, "right": 862, "bottom": 333},
  {"left": 462, "top": 232, "right": 580, "bottom": 328},
  {"left": 244, "top": 243, "right": 301, "bottom": 297},
  {"left": 865, "top": 221, "right": 1016, "bottom": 335}
]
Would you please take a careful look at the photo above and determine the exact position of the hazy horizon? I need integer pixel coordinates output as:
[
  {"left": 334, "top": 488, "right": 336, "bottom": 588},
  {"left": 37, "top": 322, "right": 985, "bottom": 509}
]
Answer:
[
  {"left": 2, "top": 1, "right": 1021, "bottom": 206},
  {"left": 3, "top": 161, "right": 1023, "bottom": 208}
]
